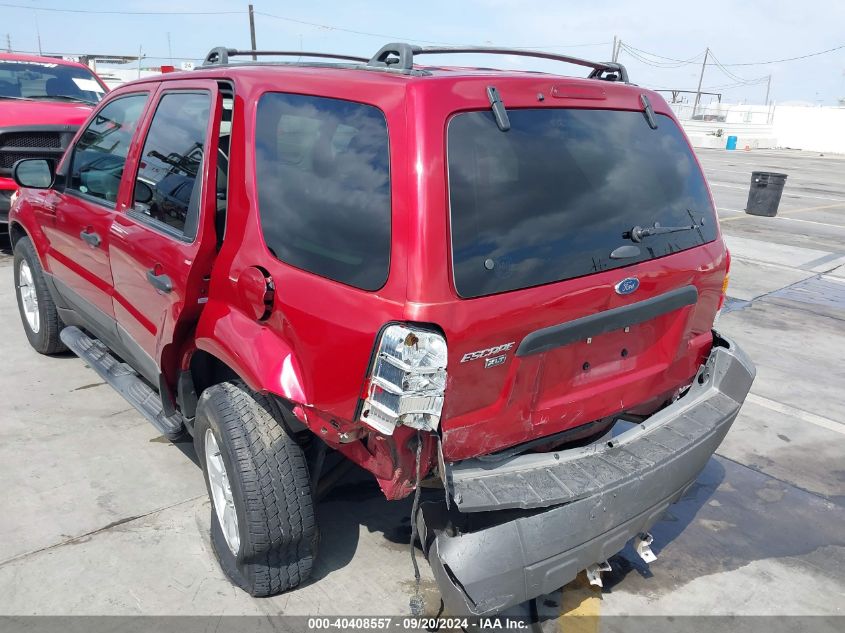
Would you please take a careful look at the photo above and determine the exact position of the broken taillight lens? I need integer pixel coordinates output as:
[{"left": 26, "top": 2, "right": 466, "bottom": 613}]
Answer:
[{"left": 360, "top": 324, "right": 447, "bottom": 435}]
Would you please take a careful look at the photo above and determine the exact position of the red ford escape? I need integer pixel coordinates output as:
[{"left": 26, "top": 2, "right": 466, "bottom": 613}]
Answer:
[{"left": 7, "top": 43, "right": 754, "bottom": 616}]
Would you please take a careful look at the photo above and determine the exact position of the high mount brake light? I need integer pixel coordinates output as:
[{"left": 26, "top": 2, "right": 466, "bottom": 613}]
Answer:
[{"left": 360, "top": 325, "right": 447, "bottom": 435}]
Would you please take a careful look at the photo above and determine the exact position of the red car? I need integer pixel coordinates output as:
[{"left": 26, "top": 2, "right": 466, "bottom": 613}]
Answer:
[
  {"left": 8, "top": 44, "right": 754, "bottom": 616},
  {"left": 0, "top": 52, "right": 108, "bottom": 224}
]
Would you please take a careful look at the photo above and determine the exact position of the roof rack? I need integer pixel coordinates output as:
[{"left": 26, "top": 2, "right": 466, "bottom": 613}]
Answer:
[
  {"left": 200, "top": 43, "right": 629, "bottom": 83},
  {"left": 202, "top": 47, "right": 368, "bottom": 66},
  {"left": 367, "top": 43, "right": 629, "bottom": 82}
]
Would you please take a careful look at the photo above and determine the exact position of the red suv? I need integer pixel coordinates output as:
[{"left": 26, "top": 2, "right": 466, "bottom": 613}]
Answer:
[
  {"left": 8, "top": 44, "right": 754, "bottom": 615},
  {"left": 0, "top": 52, "right": 108, "bottom": 224}
]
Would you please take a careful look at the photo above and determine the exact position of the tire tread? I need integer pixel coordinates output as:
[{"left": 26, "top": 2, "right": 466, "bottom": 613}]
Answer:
[{"left": 198, "top": 381, "right": 316, "bottom": 596}]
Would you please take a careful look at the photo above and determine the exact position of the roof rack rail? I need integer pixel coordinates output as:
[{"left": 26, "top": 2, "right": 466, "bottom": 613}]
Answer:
[
  {"left": 367, "top": 43, "right": 629, "bottom": 82},
  {"left": 199, "top": 43, "right": 629, "bottom": 82},
  {"left": 202, "top": 46, "right": 369, "bottom": 66}
]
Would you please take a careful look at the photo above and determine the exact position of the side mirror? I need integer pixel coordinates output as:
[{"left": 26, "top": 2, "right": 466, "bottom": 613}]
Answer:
[
  {"left": 12, "top": 159, "right": 55, "bottom": 189},
  {"left": 134, "top": 180, "right": 154, "bottom": 204}
]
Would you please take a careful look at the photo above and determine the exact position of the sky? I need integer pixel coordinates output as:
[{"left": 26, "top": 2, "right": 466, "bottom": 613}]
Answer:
[{"left": 2, "top": 0, "right": 844, "bottom": 105}]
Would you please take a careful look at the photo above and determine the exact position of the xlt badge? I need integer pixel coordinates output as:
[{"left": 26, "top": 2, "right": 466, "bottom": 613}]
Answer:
[
  {"left": 461, "top": 342, "right": 515, "bottom": 363},
  {"left": 485, "top": 355, "right": 508, "bottom": 369}
]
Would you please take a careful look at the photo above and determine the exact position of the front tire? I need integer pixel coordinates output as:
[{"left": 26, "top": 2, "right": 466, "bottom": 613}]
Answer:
[
  {"left": 194, "top": 381, "right": 317, "bottom": 596},
  {"left": 13, "top": 237, "right": 66, "bottom": 355}
]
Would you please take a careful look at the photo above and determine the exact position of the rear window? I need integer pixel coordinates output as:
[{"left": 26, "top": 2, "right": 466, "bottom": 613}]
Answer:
[
  {"left": 447, "top": 108, "right": 718, "bottom": 298},
  {"left": 255, "top": 93, "right": 390, "bottom": 291}
]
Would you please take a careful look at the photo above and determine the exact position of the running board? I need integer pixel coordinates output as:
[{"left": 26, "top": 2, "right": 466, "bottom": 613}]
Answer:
[{"left": 60, "top": 326, "right": 184, "bottom": 439}]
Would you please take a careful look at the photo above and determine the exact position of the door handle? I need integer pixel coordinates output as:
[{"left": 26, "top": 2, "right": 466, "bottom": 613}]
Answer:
[
  {"left": 146, "top": 269, "right": 173, "bottom": 293},
  {"left": 79, "top": 229, "right": 101, "bottom": 248}
]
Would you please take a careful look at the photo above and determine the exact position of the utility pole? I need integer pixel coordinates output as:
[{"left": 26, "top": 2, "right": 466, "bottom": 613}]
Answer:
[
  {"left": 138, "top": 45, "right": 143, "bottom": 79},
  {"left": 765, "top": 75, "right": 772, "bottom": 106},
  {"left": 693, "top": 47, "right": 709, "bottom": 119},
  {"left": 167, "top": 32, "right": 173, "bottom": 63},
  {"left": 5, "top": 34, "right": 11, "bottom": 53},
  {"left": 612, "top": 36, "right": 618, "bottom": 62},
  {"left": 248, "top": 4, "right": 257, "bottom": 60}
]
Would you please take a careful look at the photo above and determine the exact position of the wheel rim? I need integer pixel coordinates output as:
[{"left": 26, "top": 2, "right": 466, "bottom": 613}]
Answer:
[
  {"left": 18, "top": 259, "right": 40, "bottom": 334},
  {"left": 205, "top": 429, "right": 240, "bottom": 555}
]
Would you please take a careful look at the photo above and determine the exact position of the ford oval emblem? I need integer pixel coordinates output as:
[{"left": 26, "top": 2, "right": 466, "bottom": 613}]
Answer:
[{"left": 615, "top": 277, "right": 640, "bottom": 295}]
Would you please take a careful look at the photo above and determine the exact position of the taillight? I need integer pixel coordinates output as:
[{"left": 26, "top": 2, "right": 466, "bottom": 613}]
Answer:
[{"left": 360, "top": 324, "right": 447, "bottom": 435}]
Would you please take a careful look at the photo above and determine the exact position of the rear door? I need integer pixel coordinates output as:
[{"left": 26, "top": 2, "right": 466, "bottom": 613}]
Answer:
[
  {"left": 109, "top": 80, "right": 223, "bottom": 385},
  {"left": 42, "top": 92, "right": 150, "bottom": 338},
  {"left": 440, "top": 106, "right": 727, "bottom": 459}
]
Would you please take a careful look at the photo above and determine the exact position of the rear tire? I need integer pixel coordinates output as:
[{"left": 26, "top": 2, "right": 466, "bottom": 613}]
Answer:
[
  {"left": 194, "top": 380, "right": 317, "bottom": 596},
  {"left": 13, "top": 237, "right": 66, "bottom": 355}
]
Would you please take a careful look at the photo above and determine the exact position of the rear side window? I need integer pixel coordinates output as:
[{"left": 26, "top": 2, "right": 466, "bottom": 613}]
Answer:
[
  {"left": 447, "top": 109, "right": 718, "bottom": 298},
  {"left": 255, "top": 93, "right": 390, "bottom": 291},
  {"left": 131, "top": 91, "right": 211, "bottom": 239}
]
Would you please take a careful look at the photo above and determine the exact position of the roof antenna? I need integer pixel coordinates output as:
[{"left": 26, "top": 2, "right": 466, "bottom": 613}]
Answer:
[{"left": 487, "top": 86, "right": 511, "bottom": 132}]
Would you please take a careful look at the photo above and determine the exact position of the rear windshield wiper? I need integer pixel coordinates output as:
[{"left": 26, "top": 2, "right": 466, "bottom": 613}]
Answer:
[{"left": 625, "top": 217, "right": 705, "bottom": 243}]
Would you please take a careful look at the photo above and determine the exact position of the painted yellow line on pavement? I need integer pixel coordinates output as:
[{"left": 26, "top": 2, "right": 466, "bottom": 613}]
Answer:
[{"left": 559, "top": 572, "right": 601, "bottom": 633}]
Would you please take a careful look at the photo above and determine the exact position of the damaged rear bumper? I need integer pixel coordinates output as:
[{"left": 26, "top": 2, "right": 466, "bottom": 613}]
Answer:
[{"left": 427, "top": 332, "right": 755, "bottom": 615}]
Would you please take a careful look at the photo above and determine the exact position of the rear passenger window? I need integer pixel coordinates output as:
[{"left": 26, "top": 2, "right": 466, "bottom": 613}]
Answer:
[
  {"left": 131, "top": 91, "right": 211, "bottom": 239},
  {"left": 68, "top": 93, "right": 147, "bottom": 206},
  {"left": 255, "top": 93, "right": 390, "bottom": 291}
]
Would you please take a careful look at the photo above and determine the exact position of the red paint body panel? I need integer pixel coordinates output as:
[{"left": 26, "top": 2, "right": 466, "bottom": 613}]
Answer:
[{"left": 10, "top": 62, "right": 728, "bottom": 498}]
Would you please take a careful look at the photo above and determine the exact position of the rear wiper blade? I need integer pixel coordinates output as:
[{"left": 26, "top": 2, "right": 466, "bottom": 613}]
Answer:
[
  {"left": 625, "top": 217, "right": 705, "bottom": 243},
  {"left": 486, "top": 85, "right": 511, "bottom": 132}
]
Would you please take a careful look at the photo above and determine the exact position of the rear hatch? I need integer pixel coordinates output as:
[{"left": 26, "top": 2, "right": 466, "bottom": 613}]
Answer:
[{"left": 439, "top": 105, "right": 727, "bottom": 461}]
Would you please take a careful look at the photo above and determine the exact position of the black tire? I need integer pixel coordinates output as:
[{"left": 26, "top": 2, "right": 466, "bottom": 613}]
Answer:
[
  {"left": 194, "top": 380, "right": 317, "bottom": 596},
  {"left": 13, "top": 237, "right": 67, "bottom": 355}
]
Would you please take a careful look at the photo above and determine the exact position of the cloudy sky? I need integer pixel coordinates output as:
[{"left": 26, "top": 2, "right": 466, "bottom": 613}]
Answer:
[{"left": 3, "top": 0, "right": 844, "bottom": 105}]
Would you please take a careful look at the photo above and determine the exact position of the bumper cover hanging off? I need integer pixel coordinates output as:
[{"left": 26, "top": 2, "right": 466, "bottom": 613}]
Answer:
[{"left": 426, "top": 332, "right": 755, "bottom": 615}]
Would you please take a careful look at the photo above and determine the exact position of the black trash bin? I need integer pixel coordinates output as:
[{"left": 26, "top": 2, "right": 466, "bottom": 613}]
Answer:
[{"left": 746, "top": 171, "right": 787, "bottom": 216}]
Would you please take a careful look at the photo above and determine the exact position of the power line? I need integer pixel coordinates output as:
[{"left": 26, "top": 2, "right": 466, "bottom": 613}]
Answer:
[
  {"left": 707, "top": 49, "right": 769, "bottom": 85},
  {"left": 0, "top": 2, "right": 241, "bottom": 14},
  {"left": 2, "top": 2, "right": 609, "bottom": 51},
  {"left": 718, "top": 43, "right": 845, "bottom": 66},
  {"left": 619, "top": 45, "right": 704, "bottom": 68},
  {"left": 256, "top": 11, "right": 609, "bottom": 49},
  {"left": 620, "top": 42, "right": 705, "bottom": 66},
  {"left": 621, "top": 40, "right": 845, "bottom": 67},
  {"left": 254, "top": 11, "right": 453, "bottom": 45}
]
